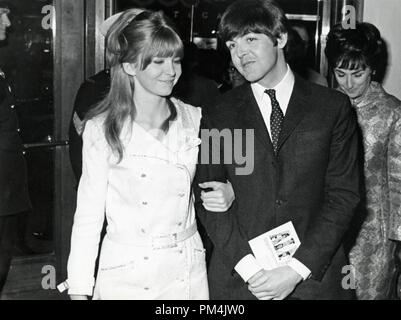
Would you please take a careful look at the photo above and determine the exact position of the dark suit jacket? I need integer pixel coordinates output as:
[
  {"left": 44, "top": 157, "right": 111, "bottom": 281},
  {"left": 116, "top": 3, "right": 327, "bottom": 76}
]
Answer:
[
  {"left": 194, "top": 76, "right": 360, "bottom": 300},
  {"left": 0, "top": 72, "right": 31, "bottom": 216},
  {"left": 68, "top": 69, "right": 111, "bottom": 181}
]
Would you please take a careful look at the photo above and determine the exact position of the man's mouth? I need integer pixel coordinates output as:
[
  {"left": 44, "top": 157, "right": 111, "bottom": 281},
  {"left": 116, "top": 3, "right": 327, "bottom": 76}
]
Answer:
[{"left": 241, "top": 61, "right": 254, "bottom": 69}]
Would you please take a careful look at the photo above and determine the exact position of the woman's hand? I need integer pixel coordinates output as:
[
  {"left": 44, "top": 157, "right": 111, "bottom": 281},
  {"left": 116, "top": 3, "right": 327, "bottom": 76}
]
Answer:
[
  {"left": 70, "top": 295, "right": 88, "bottom": 300},
  {"left": 199, "top": 181, "right": 235, "bottom": 212}
]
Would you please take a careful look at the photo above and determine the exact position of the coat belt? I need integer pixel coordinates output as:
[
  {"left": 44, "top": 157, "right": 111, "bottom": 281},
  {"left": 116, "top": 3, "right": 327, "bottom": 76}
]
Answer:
[{"left": 106, "top": 223, "right": 198, "bottom": 249}]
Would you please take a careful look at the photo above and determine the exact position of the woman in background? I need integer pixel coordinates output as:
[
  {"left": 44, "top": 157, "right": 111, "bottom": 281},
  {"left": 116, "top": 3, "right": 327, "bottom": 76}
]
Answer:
[
  {"left": 62, "top": 9, "right": 235, "bottom": 300},
  {"left": 326, "top": 22, "right": 401, "bottom": 299}
]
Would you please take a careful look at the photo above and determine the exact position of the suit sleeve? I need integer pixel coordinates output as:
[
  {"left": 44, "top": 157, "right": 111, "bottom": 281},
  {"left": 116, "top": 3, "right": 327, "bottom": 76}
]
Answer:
[
  {"left": 194, "top": 111, "right": 256, "bottom": 277},
  {"left": 69, "top": 80, "right": 101, "bottom": 182},
  {"left": 293, "top": 96, "right": 361, "bottom": 281}
]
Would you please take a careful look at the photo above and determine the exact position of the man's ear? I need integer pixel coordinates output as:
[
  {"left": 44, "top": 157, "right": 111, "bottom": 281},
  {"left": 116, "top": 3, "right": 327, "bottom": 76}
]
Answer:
[
  {"left": 122, "top": 62, "right": 136, "bottom": 76},
  {"left": 277, "top": 32, "right": 288, "bottom": 49}
]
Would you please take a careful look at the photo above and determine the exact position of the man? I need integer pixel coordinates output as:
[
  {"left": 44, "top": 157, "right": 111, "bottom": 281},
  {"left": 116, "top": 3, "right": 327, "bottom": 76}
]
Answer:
[
  {"left": 0, "top": 1, "right": 31, "bottom": 293},
  {"left": 195, "top": 0, "right": 360, "bottom": 300},
  {"left": 69, "top": 68, "right": 110, "bottom": 181}
]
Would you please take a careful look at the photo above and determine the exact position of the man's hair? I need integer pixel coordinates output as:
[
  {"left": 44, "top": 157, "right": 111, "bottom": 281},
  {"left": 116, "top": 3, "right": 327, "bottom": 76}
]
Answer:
[
  {"left": 0, "top": 1, "right": 11, "bottom": 12},
  {"left": 218, "top": 0, "right": 289, "bottom": 45}
]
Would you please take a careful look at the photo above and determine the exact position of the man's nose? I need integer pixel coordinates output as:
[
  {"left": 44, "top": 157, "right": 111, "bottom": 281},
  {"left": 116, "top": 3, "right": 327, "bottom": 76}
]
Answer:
[
  {"left": 235, "top": 42, "right": 248, "bottom": 58},
  {"left": 1, "top": 14, "right": 11, "bottom": 28}
]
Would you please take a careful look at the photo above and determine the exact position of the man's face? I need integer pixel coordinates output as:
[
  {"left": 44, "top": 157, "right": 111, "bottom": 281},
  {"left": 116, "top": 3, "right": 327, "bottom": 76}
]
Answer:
[
  {"left": 0, "top": 8, "right": 11, "bottom": 41},
  {"left": 225, "top": 32, "right": 287, "bottom": 87}
]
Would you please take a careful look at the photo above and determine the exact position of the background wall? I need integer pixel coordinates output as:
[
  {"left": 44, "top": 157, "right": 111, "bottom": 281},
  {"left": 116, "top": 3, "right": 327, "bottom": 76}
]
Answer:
[{"left": 364, "top": 0, "right": 401, "bottom": 99}]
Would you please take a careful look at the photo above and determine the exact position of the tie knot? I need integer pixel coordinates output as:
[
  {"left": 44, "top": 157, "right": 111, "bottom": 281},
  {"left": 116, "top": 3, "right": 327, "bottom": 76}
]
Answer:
[{"left": 265, "top": 89, "right": 276, "bottom": 100}]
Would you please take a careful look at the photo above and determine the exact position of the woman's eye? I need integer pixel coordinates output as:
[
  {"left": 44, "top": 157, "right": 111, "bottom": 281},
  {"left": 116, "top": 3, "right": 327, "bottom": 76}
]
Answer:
[
  {"left": 153, "top": 59, "right": 164, "bottom": 64},
  {"left": 227, "top": 43, "right": 235, "bottom": 50},
  {"left": 336, "top": 73, "right": 345, "bottom": 78},
  {"left": 247, "top": 37, "right": 256, "bottom": 42},
  {"left": 173, "top": 59, "right": 181, "bottom": 64},
  {"left": 354, "top": 73, "right": 363, "bottom": 78}
]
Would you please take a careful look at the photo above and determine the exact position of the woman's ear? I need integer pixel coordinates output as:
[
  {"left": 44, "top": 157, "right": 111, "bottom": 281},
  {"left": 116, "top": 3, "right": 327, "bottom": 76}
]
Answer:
[
  {"left": 122, "top": 62, "right": 136, "bottom": 76},
  {"left": 277, "top": 32, "right": 288, "bottom": 49}
]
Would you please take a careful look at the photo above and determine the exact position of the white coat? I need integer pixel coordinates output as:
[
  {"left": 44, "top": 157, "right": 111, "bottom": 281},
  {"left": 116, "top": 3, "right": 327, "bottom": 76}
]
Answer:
[{"left": 65, "top": 98, "right": 208, "bottom": 300}]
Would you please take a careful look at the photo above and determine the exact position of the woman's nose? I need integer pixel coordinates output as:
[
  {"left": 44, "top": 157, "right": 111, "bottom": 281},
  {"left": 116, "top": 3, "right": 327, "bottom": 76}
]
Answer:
[
  {"left": 346, "top": 75, "right": 353, "bottom": 89},
  {"left": 164, "top": 60, "right": 176, "bottom": 75}
]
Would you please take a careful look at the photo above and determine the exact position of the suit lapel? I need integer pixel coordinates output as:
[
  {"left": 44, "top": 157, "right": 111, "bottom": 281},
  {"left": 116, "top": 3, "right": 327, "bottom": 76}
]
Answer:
[
  {"left": 277, "top": 76, "right": 311, "bottom": 151},
  {"left": 238, "top": 84, "right": 274, "bottom": 153}
]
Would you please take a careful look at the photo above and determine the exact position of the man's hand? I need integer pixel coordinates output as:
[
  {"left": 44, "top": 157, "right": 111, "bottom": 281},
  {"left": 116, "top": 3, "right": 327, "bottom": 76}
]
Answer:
[
  {"left": 199, "top": 181, "right": 235, "bottom": 212},
  {"left": 247, "top": 266, "right": 303, "bottom": 300}
]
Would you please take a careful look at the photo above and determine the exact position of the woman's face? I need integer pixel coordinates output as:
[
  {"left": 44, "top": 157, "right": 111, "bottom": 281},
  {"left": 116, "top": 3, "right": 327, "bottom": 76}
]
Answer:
[
  {"left": 133, "top": 56, "right": 182, "bottom": 97},
  {"left": 333, "top": 66, "right": 372, "bottom": 100}
]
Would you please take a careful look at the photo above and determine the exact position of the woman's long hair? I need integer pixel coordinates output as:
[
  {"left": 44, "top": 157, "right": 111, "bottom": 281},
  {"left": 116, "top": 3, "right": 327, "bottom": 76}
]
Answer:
[{"left": 85, "top": 9, "right": 184, "bottom": 162}]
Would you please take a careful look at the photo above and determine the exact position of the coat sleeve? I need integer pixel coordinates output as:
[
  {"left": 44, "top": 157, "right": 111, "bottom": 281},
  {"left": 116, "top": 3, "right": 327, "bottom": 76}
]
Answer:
[
  {"left": 66, "top": 119, "right": 109, "bottom": 296},
  {"left": 388, "top": 110, "right": 401, "bottom": 241},
  {"left": 292, "top": 96, "right": 361, "bottom": 281},
  {"left": 194, "top": 111, "right": 255, "bottom": 276}
]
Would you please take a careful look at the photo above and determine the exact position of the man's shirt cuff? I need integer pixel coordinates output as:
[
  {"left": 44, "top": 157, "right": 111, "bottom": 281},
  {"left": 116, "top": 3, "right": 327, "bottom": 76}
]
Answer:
[
  {"left": 234, "top": 254, "right": 263, "bottom": 282},
  {"left": 288, "top": 258, "right": 311, "bottom": 280}
]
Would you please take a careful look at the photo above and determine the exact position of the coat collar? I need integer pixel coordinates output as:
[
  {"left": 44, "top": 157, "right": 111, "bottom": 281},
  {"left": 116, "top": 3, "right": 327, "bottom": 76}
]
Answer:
[
  {"left": 237, "top": 75, "right": 311, "bottom": 154},
  {"left": 124, "top": 101, "right": 200, "bottom": 159}
]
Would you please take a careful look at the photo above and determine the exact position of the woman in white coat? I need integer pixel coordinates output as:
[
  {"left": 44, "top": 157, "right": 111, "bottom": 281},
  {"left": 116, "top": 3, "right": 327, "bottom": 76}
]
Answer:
[{"left": 62, "top": 9, "right": 235, "bottom": 300}]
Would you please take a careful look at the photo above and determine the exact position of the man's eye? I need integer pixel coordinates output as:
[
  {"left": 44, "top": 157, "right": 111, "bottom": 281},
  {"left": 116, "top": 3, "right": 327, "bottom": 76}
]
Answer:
[{"left": 247, "top": 37, "right": 256, "bottom": 42}]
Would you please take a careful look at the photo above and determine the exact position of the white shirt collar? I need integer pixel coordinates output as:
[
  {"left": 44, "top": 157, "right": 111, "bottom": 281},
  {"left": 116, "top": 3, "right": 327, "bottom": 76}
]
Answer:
[{"left": 251, "top": 65, "right": 295, "bottom": 114}]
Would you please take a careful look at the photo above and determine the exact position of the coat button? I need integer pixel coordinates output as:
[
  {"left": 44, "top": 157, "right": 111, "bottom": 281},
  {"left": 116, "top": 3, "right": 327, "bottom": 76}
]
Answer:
[
  {"left": 10, "top": 105, "right": 15, "bottom": 109},
  {"left": 275, "top": 200, "right": 283, "bottom": 206},
  {"left": 178, "top": 193, "right": 185, "bottom": 198},
  {"left": 142, "top": 201, "right": 148, "bottom": 205},
  {"left": 144, "top": 256, "right": 149, "bottom": 260},
  {"left": 141, "top": 173, "right": 146, "bottom": 178}
]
